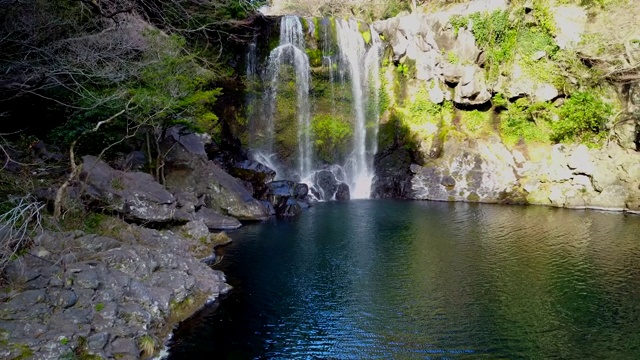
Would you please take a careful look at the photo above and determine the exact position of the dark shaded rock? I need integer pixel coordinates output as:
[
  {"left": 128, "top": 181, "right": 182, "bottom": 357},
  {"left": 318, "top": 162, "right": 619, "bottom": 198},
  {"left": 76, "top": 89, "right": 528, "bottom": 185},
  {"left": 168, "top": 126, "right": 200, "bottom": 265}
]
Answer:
[
  {"left": 163, "top": 129, "right": 270, "bottom": 221},
  {"left": 114, "top": 151, "right": 146, "bottom": 171},
  {"left": 81, "top": 155, "right": 177, "bottom": 222},
  {"left": 174, "top": 190, "right": 197, "bottom": 214},
  {"left": 180, "top": 220, "right": 210, "bottom": 241},
  {"left": 63, "top": 308, "right": 92, "bottom": 325},
  {"left": 92, "top": 302, "right": 118, "bottom": 331},
  {"left": 372, "top": 147, "right": 413, "bottom": 199},
  {"left": 261, "top": 181, "right": 310, "bottom": 217},
  {"left": 118, "top": 303, "right": 151, "bottom": 328},
  {"left": 1, "top": 290, "right": 47, "bottom": 315},
  {"left": 228, "top": 159, "right": 276, "bottom": 198},
  {"left": 72, "top": 268, "right": 100, "bottom": 290},
  {"left": 265, "top": 180, "right": 296, "bottom": 198},
  {"left": 294, "top": 183, "right": 309, "bottom": 199},
  {"left": 410, "top": 138, "right": 519, "bottom": 203},
  {"left": 24, "top": 275, "right": 50, "bottom": 290},
  {"left": 31, "top": 140, "right": 63, "bottom": 162},
  {"left": 315, "top": 170, "right": 338, "bottom": 199},
  {"left": 76, "top": 235, "right": 121, "bottom": 253},
  {"left": 335, "top": 182, "right": 351, "bottom": 201},
  {"left": 275, "top": 198, "right": 302, "bottom": 217},
  {"left": 165, "top": 126, "right": 209, "bottom": 156},
  {"left": 260, "top": 200, "right": 276, "bottom": 216},
  {"left": 195, "top": 207, "right": 242, "bottom": 230}
]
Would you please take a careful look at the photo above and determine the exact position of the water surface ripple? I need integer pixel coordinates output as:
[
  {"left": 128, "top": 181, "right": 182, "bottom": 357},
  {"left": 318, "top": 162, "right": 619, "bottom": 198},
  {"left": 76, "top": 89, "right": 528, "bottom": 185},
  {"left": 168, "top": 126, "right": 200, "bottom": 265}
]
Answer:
[{"left": 168, "top": 200, "right": 640, "bottom": 359}]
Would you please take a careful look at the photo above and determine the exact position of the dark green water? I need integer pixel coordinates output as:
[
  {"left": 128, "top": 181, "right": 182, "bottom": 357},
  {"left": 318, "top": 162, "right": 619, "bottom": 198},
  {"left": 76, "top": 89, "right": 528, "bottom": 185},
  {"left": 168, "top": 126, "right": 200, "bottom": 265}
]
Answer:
[{"left": 168, "top": 200, "right": 640, "bottom": 359}]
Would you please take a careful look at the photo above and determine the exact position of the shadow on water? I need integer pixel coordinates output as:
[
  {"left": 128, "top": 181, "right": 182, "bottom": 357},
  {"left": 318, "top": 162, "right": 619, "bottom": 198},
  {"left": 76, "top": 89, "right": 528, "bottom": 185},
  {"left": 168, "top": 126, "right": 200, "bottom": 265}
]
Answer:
[{"left": 167, "top": 200, "right": 640, "bottom": 359}]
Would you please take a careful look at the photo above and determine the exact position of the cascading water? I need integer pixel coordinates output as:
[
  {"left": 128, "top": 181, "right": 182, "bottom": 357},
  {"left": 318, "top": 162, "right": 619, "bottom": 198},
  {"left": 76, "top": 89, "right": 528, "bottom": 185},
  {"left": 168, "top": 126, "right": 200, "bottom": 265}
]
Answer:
[
  {"left": 262, "top": 16, "right": 312, "bottom": 180},
  {"left": 245, "top": 16, "right": 382, "bottom": 200},
  {"left": 335, "top": 19, "right": 382, "bottom": 199}
]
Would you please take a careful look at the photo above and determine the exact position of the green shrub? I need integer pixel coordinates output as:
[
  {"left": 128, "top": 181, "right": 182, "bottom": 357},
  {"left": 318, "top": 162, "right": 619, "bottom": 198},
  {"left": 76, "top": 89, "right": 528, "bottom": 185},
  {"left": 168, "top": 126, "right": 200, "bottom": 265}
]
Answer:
[
  {"left": 469, "top": 10, "right": 518, "bottom": 80},
  {"left": 492, "top": 93, "right": 508, "bottom": 109},
  {"left": 500, "top": 98, "right": 550, "bottom": 145},
  {"left": 551, "top": 92, "right": 613, "bottom": 144}
]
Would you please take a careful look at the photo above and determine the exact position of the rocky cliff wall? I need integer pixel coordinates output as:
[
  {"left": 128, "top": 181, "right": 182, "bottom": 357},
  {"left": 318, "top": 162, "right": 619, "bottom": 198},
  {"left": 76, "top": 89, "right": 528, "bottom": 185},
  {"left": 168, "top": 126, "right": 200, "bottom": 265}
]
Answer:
[{"left": 371, "top": 0, "right": 640, "bottom": 213}]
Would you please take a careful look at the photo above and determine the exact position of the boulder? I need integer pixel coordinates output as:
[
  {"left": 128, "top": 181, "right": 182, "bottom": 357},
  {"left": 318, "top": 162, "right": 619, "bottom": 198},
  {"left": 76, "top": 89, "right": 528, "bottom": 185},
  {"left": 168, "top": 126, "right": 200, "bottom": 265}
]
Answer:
[
  {"left": 553, "top": 5, "right": 587, "bottom": 50},
  {"left": 262, "top": 181, "right": 309, "bottom": 217},
  {"left": 453, "top": 65, "right": 492, "bottom": 106},
  {"left": 314, "top": 170, "right": 339, "bottom": 200},
  {"left": 162, "top": 127, "right": 270, "bottom": 221},
  {"left": 80, "top": 155, "right": 177, "bottom": 222},
  {"left": 227, "top": 159, "right": 276, "bottom": 198},
  {"left": 194, "top": 207, "right": 242, "bottom": 230},
  {"left": 274, "top": 198, "right": 303, "bottom": 218},
  {"left": 335, "top": 183, "right": 351, "bottom": 201}
]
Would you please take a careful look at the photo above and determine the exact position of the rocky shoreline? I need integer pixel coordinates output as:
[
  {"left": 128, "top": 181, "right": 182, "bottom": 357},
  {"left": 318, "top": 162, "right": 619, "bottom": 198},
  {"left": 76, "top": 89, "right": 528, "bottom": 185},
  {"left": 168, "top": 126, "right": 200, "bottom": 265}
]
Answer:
[
  {"left": 0, "top": 126, "right": 314, "bottom": 359},
  {"left": 0, "top": 221, "right": 231, "bottom": 359}
]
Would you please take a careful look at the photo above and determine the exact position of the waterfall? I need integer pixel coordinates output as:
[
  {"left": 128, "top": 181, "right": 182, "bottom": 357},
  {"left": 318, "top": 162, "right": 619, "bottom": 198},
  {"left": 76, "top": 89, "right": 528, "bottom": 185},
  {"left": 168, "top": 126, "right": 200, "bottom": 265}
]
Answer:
[
  {"left": 246, "top": 39, "right": 259, "bottom": 145},
  {"left": 246, "top": 16, "right": 382, "bottom": 200},
  {"left": 262, "top": 16, "right": 312, "bottom": 180},
  {"left": 365, "top": 25, "right": 382, "bottom": 183},
  {"left": 335, "top": 19, "right": 382, "bottom": 199}
]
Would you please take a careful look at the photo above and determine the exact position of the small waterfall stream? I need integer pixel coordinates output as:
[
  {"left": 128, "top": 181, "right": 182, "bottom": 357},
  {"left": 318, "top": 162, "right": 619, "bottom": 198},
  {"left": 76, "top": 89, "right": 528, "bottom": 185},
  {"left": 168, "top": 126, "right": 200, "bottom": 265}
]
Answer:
[
  {"left": 247, "top": 16, "right": 382, "bottom": 200},
  {"left": 335, "top": 19, "right": 382, "bottom": 199},
  {"left": 262, "top": 16, "right": 312, "bottom": 179}
]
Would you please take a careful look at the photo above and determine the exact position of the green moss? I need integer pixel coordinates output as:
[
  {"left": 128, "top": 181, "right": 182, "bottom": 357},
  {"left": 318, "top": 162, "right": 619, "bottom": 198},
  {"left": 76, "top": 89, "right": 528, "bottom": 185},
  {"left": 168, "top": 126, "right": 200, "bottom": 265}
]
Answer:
[
  {"left": 378, "top": 74, "right": 391, "bottom": 116},
  {"left": 362, "top": 30, "right": 371, "bottom": 45},
  {"left": 94, "top": 303, "right": 105, "bottom": 312},
  {"left": 311, "top": 114, "right": 353, "bottom": 163},
  {"left": 467, "top": 193, "right": 481, "bottom": 202},
  {"left": 492, "top": 93, "right": 508, "bottom": 109},
  {"left": 470, "top": 10, "right": 518, "bottom": 81},
  {"left": 532, "top": 0, "right": 556, "bottom": 36},
  {"left": 312, "top": 17, "right": 320, "bottom": 40},
  {"left": 461, "top": 110, "right": 492, "bottom": 136},
  {"left": 306, "top": 48, "right": 323, "bottom": 67},
  {"left": 446, "top": 51, "right": 460, "bottom": 65}
]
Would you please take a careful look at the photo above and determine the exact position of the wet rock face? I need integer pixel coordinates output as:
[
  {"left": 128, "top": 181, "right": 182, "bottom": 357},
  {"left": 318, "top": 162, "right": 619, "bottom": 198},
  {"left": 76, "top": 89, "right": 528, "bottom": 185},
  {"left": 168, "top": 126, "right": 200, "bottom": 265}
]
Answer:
[
  {"left": 262, "top": 180, "right": 310, "bottom": 217},
  {"left": 0, "top": 227, "right": 230, "bottom": 360},
  {"left": 311, "top": 170, "right": 351, "bottom": 201}
]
